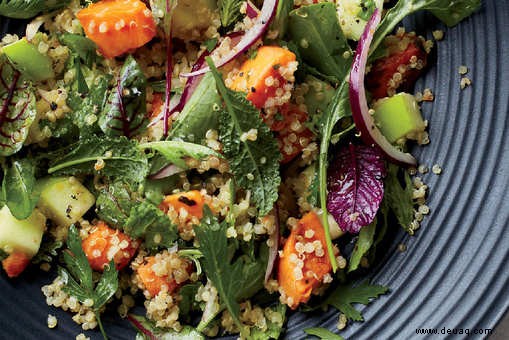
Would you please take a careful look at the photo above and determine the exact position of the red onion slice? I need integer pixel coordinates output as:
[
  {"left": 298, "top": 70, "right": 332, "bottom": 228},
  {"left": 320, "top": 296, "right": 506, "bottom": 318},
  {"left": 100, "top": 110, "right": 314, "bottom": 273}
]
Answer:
[
  {"left": 149, "top": 164, "right": 184, "bottom": 180},
  {"left": 246, "top": 0, "right": 261, "bottom": 19},
  {"left": 264, "top": 206, "right": 280, "bottom": 283},
  {"left": 127, "top": 315, "right": 158, "bottom": 340},
  {"left": 180, "top": 0, "right": 278, "bottom": 78},
  {"left": 349, "top": 9, "right": 417, "bottom": 167}
]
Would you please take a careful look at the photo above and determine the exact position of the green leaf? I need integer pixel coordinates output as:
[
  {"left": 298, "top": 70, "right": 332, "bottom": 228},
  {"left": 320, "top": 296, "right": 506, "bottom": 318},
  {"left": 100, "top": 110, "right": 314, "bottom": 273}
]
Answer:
[
  {"left": 59, "top": 33, "right": 98, "bottom": 68},
  {"left": 371, "top": 0, "right": 481, "bottom": 57},
  {"left": 96, "top": 180, "right": 139, "bottom": 228},
  {"left": 304, "top": 327, "right": 344, "bottom": 340},
  {"left": 63, "top": 225, "right": 94, "bottom": 292},
  {"left": 0, "top": 0, "right": 70, "bottom": 19},
  {"left": 139, "top": 141, "right": 223, "bottom": 170},
  {"left": 317, "top": 81, "right": 351, "bottom": 272},
  {"left": 48, "top": 135, "right": 149, "bottom": 184},
  {"left": 288, "top": 3, "right": 352, "bottom": 81},
  {"left": 207, "top": 58, "right": 281, "bottom": 216},
  {"left": 0, "top": 55, "right": 37, "bottom": 157},
  {"left": 124, "top": 201, "right": 178, "bottom": 249},
  {"left": 348, "top": 219, "right": 377, "bottom": 272},
  {"left": 128, "top": 314, "right": 204, "bottom": 340},
  {"left": 195, "top": 207, "right": 267, "bottom": 329},
  {"left": 170, "top": 73, "right": 221, "bottom": 144},
  {"left": 269, "top": 0, "right": 294, "bottom": 39},
  {"left": 178, "top": 282, "right": 202, "bottom": 317},
  {"left": 99, "top": 55, "right": 147, "bottom": 138},
  {"left": 59, "top": 266, "right": 93, "bottom": 303},
  {"left": 384, "top": 164, "right": 414, "bottom": 232},
  {"left": 219, "top": 0, "right": 244, "bottom": 27},
  {"left": 1, "top": 158, "right": 39, "bottom": 220},
  {"left": 94, "top": 260, "right": 119, "bottom": 308},
  {"left": 324, "top": 281, "right": 389, "bottom": 321}
]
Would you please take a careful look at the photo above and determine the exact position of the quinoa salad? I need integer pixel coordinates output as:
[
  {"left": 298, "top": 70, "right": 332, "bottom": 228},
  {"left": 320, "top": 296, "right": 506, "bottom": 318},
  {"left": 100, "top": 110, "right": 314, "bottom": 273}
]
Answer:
[{"left": 0, "top": 0, "right": 480, "bottom": 339}]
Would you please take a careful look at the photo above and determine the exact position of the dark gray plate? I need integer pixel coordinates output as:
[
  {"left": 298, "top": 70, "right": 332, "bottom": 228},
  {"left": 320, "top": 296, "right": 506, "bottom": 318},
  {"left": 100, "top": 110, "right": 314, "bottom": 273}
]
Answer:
[{"left": 1, "top": 0, "right": 508, "bottom": 339}]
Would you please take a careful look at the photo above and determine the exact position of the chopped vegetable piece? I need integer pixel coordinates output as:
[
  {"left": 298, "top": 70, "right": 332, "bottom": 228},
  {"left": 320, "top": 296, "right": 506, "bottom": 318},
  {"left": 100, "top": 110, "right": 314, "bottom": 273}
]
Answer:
[
  {"left": 0, "top": 205, "right": 46, "bottom": 258},
  {"left": 2, "top": 38, "right": 54, "bottom": 81},
  {"left": 278, "top": 211, "right": 332, "bottom": 309},
  {"left": 229, "top": 46, "right": 296, "bottom": 109},
  {"left": 81, "top": 221, "right": 139, "bottom": 271},
  {"left": 158, "top": 190, "right": 207, "bottom": 221},
  {"left": 135, "top": 255, "right": 191, "bottom": 297},
  {"left": 366, "top": 32, "right": 429, "bottom": 99},
  {"left": 373, "top": 93, "right": 426, "bottom": 144},
  {"left": 76, "top": 0, "right": 157, "bottom": 58},
  {"left": 2, "top": 251, "right": 31, "bottom": 278}
]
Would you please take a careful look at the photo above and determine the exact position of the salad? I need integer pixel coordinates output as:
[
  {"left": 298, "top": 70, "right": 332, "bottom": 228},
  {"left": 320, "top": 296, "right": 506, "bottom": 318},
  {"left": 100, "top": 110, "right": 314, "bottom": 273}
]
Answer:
[{"left": 0, "top": 0, "right": 480, "bottom": 339}]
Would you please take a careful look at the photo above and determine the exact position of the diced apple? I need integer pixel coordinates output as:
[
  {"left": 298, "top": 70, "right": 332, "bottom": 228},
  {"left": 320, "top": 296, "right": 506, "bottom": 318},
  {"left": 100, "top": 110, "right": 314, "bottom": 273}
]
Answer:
[{"left": 0, "top": 206, "right": 46, "bottom": 257}]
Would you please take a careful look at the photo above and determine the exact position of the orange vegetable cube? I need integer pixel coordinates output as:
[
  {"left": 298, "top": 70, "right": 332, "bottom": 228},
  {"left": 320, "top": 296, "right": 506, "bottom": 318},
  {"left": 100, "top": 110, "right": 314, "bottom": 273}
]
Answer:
[
  {"left": 81, "top": 221, "right": 139, "bottom": 271},
  {"left": 159, "top": 191, "right": 206, "bottom": 221},
  {"left": 229, "top": 46, "right": 296, "bottom": 109},
  {"left": 2, "top": 251, "right": 31, "bottom": 278},
  {"left": 77, "top": 0, "right": 157, "bottom": 58},
  {"left": 278, "top": 212, "right": 332, "bottom": 309},
  {"left": 136, "top": 256, "right": 179, "bottom": 297}
]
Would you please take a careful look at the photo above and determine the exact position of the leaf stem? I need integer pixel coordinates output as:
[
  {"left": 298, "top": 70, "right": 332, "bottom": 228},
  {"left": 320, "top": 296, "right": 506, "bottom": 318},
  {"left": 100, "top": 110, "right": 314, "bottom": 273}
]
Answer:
[{"left": 95, "top": 312, "right": 108, "bottom": 340}]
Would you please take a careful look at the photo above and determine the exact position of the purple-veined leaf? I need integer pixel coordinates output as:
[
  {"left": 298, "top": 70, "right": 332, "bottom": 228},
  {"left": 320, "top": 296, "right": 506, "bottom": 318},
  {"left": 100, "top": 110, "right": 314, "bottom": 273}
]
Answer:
[
  {"left": 0, "top": 55, "right": 37, "bottom": 156},
  {"left": 327, "top": 144, "right": 386, "bottom": 234}
]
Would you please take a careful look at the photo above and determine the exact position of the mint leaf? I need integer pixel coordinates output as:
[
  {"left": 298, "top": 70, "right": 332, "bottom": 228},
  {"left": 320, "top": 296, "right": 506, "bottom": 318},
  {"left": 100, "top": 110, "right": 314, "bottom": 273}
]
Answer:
[
  {"left": 348, "top": 219, "right": 377, "bottom": 272},
  {"left": 0, "top": 55, "right": 37, "bottom": 157},
  {"left": 100, "top": 55, "right": 147, "bottom": 138},
  {"left": 124, "top": 201, "right": 178, "bottom": 249},
  {"left": 207, "top": 58, "right": 281, "bottom": 216},
  {"left": 48, "top": 135, "right": 149, "bottom": 183},
  {"left": 324, "top": 281, "right": 389, "bottom": 322},
  {"left": 304, "top": 327, "right": 344, "bottom": 340},
  {"left": 195, "top": 207, "right": 267, "bottom": 329},
  {"left": 1, "top": 158, "right": 39, "bottom": 220},
  {"left": 384, "top": 164, "right": 414, "bottom": 232},
  {"left": 96, "top": 180, "right": 139, "bottom": 228}
]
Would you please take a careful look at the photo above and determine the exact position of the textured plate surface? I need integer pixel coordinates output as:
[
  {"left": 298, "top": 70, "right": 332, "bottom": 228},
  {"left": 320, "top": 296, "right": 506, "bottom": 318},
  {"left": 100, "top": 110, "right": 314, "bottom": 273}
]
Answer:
[{"left": 1, "top": 1, "right": 508, "bottom": 339}]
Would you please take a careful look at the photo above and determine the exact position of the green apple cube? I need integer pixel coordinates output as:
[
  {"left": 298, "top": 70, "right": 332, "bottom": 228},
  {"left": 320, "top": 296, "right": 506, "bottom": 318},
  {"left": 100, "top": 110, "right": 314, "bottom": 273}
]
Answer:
[
  {"left": 36, "top": 177, "right": 95, "bottom": 227},
  {"left": 2, "top": 38, "right": 54, "bottom": 81},
  {"left": 373, "top": 93, "right": 426, "bottom": 144},
  {"left": 0, "top": 206, "right": 46, "bottom": 257}
]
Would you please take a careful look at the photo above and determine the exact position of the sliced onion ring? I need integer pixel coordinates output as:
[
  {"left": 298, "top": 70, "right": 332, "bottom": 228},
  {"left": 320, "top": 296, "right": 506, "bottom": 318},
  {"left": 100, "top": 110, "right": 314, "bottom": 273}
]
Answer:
[
  {"left": 349, "top": 9, "right": 417, "bottom": 167},
  {"left": 180, "top": 0, "right": 278, "bottom": 78},
  {"left": 26, "top": 17, "right": 45, "bottom": 42},
  {"left": 149, "top": 164, "right": 184, "bottom": 180},
  {"left": 246, "top": 0, "right": 261, "bottom": 19}
]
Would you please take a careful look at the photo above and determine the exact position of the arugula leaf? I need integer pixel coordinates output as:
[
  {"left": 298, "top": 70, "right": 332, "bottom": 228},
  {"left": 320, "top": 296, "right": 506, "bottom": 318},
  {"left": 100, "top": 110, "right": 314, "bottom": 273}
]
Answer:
[
  {"left": 219, "top": 0, "right": 244, "bottom": 27},
  {"left": 195, "top": 207, "right": 267, "bottom": 329},
  {"left": 324, "top": 281, "right": 389, "bottom": 322},
  {"left": 318, "top": 81, "right": 351, "bottom": 272},
  {"left": 128, "top": 314, "right": 204, "bottom": 340},
  {"left": 139, "top": 141, "right": 223, "bottom": 170},
  {"left": 371, "top": 0, "right": 481, "bottom": 56},
  {"left": 384, "top": 164, "right": 414, "bottom": 232},
  {"left": 1, "top": 158, "right": 39, "bottom": 219},
  {"left": 348, "top": 219, "right": 377, "bottom": 272},
  {"left": 48, "top": 135, "right": 149, "bottom": 183},
  {"left": 60, "top": 225, "right": 118, "bottom": 340},
  {"left": 207, "top": 58, "right": 281, "bottom": 216},
  {"left": 124, "top": 201, "right": 178, "bottom": 249},
  {"left": 96, "top": 180, "right": 139, "bottom": 228},
  {"left": 99, "top": 55, "right": 147, "bottom": 138},
  {"left": 0, "top": 0, "right": 70, "bottom": 19},
  {"left": 170, "top": 73, "right": 221, "bottom": 143},
  {"left": 288, "top": 3, "right": 352, "bottom": 82},
  {"left": 0, "top": 55, "right": 37, "bottom": 157},
  {"left": 304, "top": 327, "right": 344, "bottom": 340}
]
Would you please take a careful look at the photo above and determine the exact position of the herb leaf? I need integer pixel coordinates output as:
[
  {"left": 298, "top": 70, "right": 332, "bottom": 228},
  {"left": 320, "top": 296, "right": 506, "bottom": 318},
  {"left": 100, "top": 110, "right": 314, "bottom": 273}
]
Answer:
[
  {"left": 348, "top": 219, "right": 377, "bottom": 272},
  {"left": 195, "top": 207, "right": 267, "bottom": 329},
  {"left": 219, "top": 0, "right": 244, "bottom": 27},
  {"left": 384, "top": 164, "right": 414, "bottom": 232},
  {"left": 304, "top": 327, "right": 344, "bottom": 340},
  {"left": 100, "top": 55, "right": 147, "bottom": 138},
  {"left": 128, "top": 314, "right": 204, "bottom": 340},
  {"left": 324, "top": 281, "right": 389, "bottom": 321},
  {"left": 0, "top": 0, "right": 70, "bottom": 19},
  {"left": 1, "top": 158, "right": 39, "bottom": 220},
  {"left": 139, "top": 141, "right": 222, "bottom": 170},
  {"left": 207, "top": 58, "right": 281, "bottom": 216},
  {"left": 124, "top": 201, "right": 178, "bottom": 249},
  {"left": 96, "top": 180, "right": 139, "bottom": 228},
  {"left": 62, "top": 225, "right": 93, "bottom": 292},
  {"left": 0, "top": 55, "right": 37, "bottom": 157},
  {"left": 48, "top": 136, "right": 149, "bottom": 183}
]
